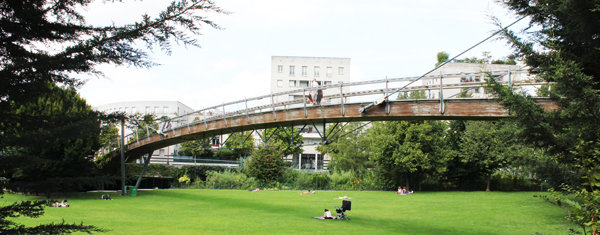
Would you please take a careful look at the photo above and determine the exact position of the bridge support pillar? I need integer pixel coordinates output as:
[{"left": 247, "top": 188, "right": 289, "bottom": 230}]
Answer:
[{"left": 135, "top": 150, "right": 154, "bottom": 189}]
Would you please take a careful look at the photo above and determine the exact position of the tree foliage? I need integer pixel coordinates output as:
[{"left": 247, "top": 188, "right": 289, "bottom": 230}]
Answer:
[
  {"left": 0, "top": 1, "right": 225, "bottom": 233},
  {"left": 0, "top": 0, "right": 224, "bottom": 118},
  {"left": 459, "top": 121, "right": 514, "bottom": 191},
  {"left": 244, "top": 148, "right": 287, "bottom": 183},
  {"left": 317, "top": 123, "right": 370, "bottom": 177},
  {"left": 179, "top": 137, "right": 214, "bottom": 158},
  {"left": 0, "top": 84, "right": 108, "bottom": 196},
  {"left": 224, "top": 131, "right": 255, "bottom": 158},
  {"left": 488, "top": 0, "right": 600, "bottom": 232},
  {"left": 367, "top": 121, "right": 450, "bottom": 189},
  {"left": 436, "top": 51, "right": 449, "bottom": 66},
  {"left": 259, "top": 127, "right": 303, "bottom": 156}
]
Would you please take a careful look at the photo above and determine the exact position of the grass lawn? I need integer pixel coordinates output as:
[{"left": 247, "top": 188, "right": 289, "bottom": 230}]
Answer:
[{"left": 2, "top": 190, "right": 574, "bottom": 234}]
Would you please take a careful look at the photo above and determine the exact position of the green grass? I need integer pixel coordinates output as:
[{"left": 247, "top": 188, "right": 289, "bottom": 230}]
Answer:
[{"left": 2, "top": 190, "right": 574, "bottom": 234}]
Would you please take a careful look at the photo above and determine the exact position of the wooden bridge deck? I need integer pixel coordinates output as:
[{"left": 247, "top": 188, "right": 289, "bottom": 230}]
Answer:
[{"left": 124, "top": 98, "right": 557, "bottom": 158}]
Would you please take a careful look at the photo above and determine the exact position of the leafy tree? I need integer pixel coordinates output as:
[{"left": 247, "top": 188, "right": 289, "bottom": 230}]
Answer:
[
  {"left": 0, "top": 84, "right": 106, "bottom": 196},
  {"left": 396, "top": 90, "right": 427, "bottom": 100},
  {"left": 459, "top": 121, "right": 514, "bottom": 191},
  {"left": 127, "top": 114, "right": 159, "bottom": 143},
  {"left": 317, "top": 123, "right": 371, "bottom": 177},
  {"left": 260, "top": 127, "right": 303, "bottom": 156},
  {"left": 99, "top": 124, "right": 119, "bottom": 148},
  {"left": 489, "top": 3, "right": 600, "bottom": 230},
  {"left": 244, "top": 148, "right": 287, "bottom": 184},
  {"left": 367, "top": 121, "right": 450, "bottom": 190},
  {"left": 436, "top": 51, "right": 450, "bottom": 66},
  {"left": 491, "top": 55, "right": 517, "bottom": 65},
  {"left": 0, "top": 0, "right": 224, "bottom": 233},
  {"left": 224, "top": 131, "right": 255, "bottom": 158},
  {"left": 0, "top": 0, "right": 224, "bottom": 121},
  {"left": 178, "top": 138, "right": 214, "bottom": 158}
]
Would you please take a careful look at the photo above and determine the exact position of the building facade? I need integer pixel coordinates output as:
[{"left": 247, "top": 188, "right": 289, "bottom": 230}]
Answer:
[
  {"left": 270, "top": 56, "right": 351, "bottom": 171},
  {"left": 95, "top": 101, "right": 195, "bottom": 165}
]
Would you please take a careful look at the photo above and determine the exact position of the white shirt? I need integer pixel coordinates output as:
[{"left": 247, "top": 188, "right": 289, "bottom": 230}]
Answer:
[{"left": 325, "top": 210, "right": 332, "bottom": 217}]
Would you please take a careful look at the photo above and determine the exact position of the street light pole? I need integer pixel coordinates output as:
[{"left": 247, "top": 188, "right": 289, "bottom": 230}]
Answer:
[{"left": 120, "top": 119, "right": 126, "bottom": 196}]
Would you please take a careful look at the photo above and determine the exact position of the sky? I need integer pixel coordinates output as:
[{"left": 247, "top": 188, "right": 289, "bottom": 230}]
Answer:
[{"left": 77, "top": 0, "right": 526, "bottom": 110}]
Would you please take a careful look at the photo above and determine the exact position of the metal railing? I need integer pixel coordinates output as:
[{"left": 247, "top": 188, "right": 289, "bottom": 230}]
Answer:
[{"left": 100, "top": 69, "right": 546, "bottom": 154}]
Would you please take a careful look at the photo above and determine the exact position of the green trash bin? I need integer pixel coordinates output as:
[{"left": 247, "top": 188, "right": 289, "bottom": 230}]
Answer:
[{"left": 130, "top": 187, "right": 137, "bottom": 196}]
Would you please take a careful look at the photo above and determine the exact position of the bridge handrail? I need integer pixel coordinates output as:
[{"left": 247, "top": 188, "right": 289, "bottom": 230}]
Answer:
[{"left": 103, "top": 68, "right": 545, "bottom": 153}]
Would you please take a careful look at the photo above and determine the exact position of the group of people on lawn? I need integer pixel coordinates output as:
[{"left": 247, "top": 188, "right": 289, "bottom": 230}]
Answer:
[{"left": 396, "top": 186, "right": 413, "bottom": 195}]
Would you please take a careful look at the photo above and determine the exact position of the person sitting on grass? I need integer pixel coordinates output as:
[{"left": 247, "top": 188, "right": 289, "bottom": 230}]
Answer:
[
  {"left": 101, "top": 194, "right": 112, "bottom": 200},
  {"left": 313, "top": 209, "right": 338, "bottom": 220},
  {"left": 324, "top": 209, "right": 334, "bottom": 219}
]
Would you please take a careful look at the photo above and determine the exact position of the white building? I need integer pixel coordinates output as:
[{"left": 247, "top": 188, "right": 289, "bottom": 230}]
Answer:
[
  {"left": 270, "top": 56, "right": 351, "bottom": 171},
  {"left": 420, "top": 62, "right": 527, "bottom": 99},
  {"left": 95, "top": 101, "right": 194, "bottom": 117},
  {"left": 95, "top": 101, "right": 195, "bottom": 165}
]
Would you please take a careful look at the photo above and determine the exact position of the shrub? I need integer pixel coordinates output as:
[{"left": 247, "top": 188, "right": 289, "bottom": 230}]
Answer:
[
  {"left": 215, "top": 149, "right": 235, "bottom": 159},
  {"left": 329, "top": 171, "right": 355, "bottom": 190},
  {"left": 309, "top": 173, "right": 330, "bottom": 189},
  {"left": 203, "top": 170, "right": 258, "bottom": 189},
  {"left": 293, "top": 171, "right": 313, "bottom": 189},
  {"left": 244, "top": 148, "right": 286, "bottom": 183},
  {"left": 180, "top": 165, "right": 230, "bottom": 181},
  {"left": 178, "top": 175, "right": 191, "bottom": 184}
]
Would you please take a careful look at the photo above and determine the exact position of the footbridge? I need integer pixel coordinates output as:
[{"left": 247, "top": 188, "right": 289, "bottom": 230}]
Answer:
[{"left": 102, "top": 69, "right": 556, "bottom": 161}]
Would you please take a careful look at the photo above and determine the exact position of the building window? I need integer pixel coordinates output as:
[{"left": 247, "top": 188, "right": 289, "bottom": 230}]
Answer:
[
  {"left": 154, "top": 106, "right": 160, "bottom": 114},
  {"left": 302, "top": 66, "right": 307, "bottom": 76},
  {"left": 289, "top": 80, "right": 296, "bottom": 87},
  {"left": 277, "top": 65, "right": 283, "bottom": 73},
  {"left": 145, "top": 106, "right": 150, "bottom": 114},
  {"left": 211, "top": 137, "right": 220, "bottom": 146},
  {"left": 277, "top": 80, "right": 283, "bottom": 87},
  {"left": 324, "top": 81, "right": 332, "bottom": 86},
  {"left": 163, "top": 106, "right": 169, "bottom": 114},
  {"left": 289, "top": 66, "right": 295, "bottom": 76},
  {"left": 299, "top": 80, "right": 309, "bottom": 87},
  {"left": 338, "top": 67, "right": 344, "bottom": 75},
  {"left": 288, "top": 95, "right": 295, "bottom": 101},
  {"left": 314, "top": 66, "right": 320, "bottom": 77},
  {"left": 326, "top": 66, "right": 332, "bottom": 77}
]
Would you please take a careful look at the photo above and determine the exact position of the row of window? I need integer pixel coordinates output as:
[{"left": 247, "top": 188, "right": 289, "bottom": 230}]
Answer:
[
  {"left": 277, "top": 79, "right": 333, "bottom": 88},
  {"left": 106, "top": 106, "right": 170, "bottom": 114},
  {"left": 277, "top": 65, "right": 344, "bottom": 77}
]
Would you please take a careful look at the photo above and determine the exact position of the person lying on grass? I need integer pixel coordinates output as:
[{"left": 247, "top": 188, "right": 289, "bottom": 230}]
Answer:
[
  {"left": 299, "top": 190, "right": 315, "bottom": 195},
  {"left": 50, "top": 200, "right": 69, "bottom": 207}
]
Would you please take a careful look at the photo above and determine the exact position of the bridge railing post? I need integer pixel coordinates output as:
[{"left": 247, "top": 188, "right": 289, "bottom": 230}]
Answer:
[
  {"left": 440, "top": 71, "right": 445, "bottom": 114},
  {"left": 222, "top": 103, "right": 228, "bottom": 127},
  {"left": 271, "top": 94, "right": 277, "bottom": 121},
  {"left": 339, "top": 82, "right": 345, "bottom": 116},
  {"left": 385, "top": 77, "right": 390, "bottom": 114},
  {"left": 245, "top": 98, "right": 250, "bottom": 123}
]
